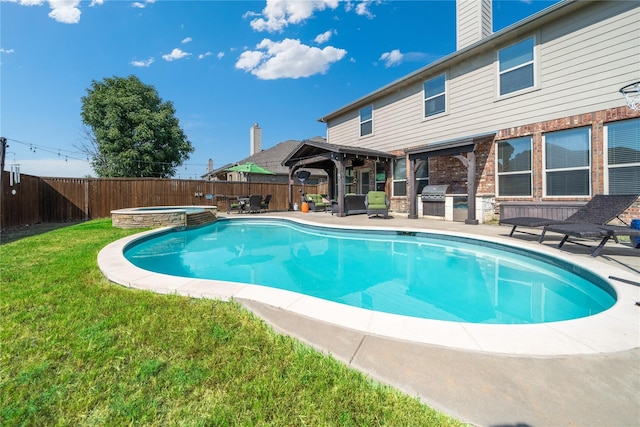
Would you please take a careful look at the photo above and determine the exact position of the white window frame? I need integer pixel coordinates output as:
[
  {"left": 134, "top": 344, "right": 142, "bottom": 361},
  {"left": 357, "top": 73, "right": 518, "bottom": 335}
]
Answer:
[
  {"left": 496, "top": 136, "right": 533, "bottom": 197},
  {"left": 415, "top": 159, "right": 429, "bottom": 193},
  {"left": 359, "top": 105, "right": 373, "bottom": 137},
  {"left": 542, "top": 127, "right": 591, "bottom": 198},
  {"left": 497, "top": 36, "right": 536, "bottom": 97},
  {"left": 392, "top": 157, "right": 407, "bottom": 197},
  {"left": 423, "top": 73, "right": 446, "bottom": 118},
  {"left": 603, "top": 118, "right": 640, "bottom": 195}
]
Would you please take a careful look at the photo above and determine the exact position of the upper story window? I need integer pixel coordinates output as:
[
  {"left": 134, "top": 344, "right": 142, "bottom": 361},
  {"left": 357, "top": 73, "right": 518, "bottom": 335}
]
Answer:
[
  {"left": 424, "top": 74, "right": 446, "bottom": 117},
  {"left": 544, "top": 127, "right": 591, "bottom": 197},
  {"left": 392, "top": 157, "right": 407, "bottom": 197},
  {"left": 497, "top": 136, "right": 532, "bottom": 196},
  {"left": 359, "top": 105, "right": 373, "bottom": 137},
  {"left": 605, "top": 118, "right": 640, "bottom": 195},
  {"left": 498, "top": 37, "right": 535, "bottom": 96}
]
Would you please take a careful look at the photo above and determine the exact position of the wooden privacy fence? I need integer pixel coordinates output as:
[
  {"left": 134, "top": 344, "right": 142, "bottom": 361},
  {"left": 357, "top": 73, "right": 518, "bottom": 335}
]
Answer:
[{"left": 1, "top": 171, "right": 326, "bottom": 229}]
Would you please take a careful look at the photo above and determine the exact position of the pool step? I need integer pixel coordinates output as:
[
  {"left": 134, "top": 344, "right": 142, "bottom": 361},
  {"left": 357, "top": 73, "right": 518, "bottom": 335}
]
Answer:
[{"left": 186, "top": 211, "right": 217, "bottom": 227}]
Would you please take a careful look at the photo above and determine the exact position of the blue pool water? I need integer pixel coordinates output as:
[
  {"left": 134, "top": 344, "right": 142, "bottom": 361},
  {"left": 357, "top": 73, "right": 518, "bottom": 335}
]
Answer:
[
  {"left": 134, "top": 206, "right": 204, "bottom": 214},
  {"left": 124, "top": 218, "right": 616, "bottom": 324}
]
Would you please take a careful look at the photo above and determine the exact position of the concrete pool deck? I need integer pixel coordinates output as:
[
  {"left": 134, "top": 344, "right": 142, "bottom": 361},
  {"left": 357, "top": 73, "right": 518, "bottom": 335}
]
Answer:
[{"left": 98, "top": 212, "right": 640, "bottom": 426}]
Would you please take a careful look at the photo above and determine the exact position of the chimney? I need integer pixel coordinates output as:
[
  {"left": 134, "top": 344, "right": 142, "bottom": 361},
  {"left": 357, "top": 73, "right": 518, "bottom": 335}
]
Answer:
[
  {"left": 207, "top": 158, "right": 213, "bottom": 173},
  {"left": 250, "top": 123, "right": 262, "bottom": 156},
  {"left": 456, "top": 0, "right": 492, "bottom": 50}
]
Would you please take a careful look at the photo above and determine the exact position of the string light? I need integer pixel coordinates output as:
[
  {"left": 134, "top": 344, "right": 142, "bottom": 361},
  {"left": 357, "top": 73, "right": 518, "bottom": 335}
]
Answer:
[{"left": 4, "top": 137, "right": 218, "bottom": 171}]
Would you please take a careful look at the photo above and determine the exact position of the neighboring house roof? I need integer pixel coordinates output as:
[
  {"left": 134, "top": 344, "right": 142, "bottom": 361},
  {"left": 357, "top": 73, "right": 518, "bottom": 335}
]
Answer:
[
  {"left": 202, "top": 136, "right": 327, "bottom": 180},
  {"left": 318, "top": 0, "right": 581, "bottom": 123}
]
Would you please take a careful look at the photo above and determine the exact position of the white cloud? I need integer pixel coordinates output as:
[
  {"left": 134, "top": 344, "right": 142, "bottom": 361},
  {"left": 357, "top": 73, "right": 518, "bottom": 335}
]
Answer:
[
  {"left": 198, "top": 51, "right": 213, "bottom": 60},
  {"left": 130, "top": 57, "right": 154, "bottom": 67},
  {"left": 11, "top": 0, "right": 105, "bottom": 23},
  {"left": 132, "top": 0, "right": 154, "bottom": 9},
  {"left": 162, "top": 48, "right": 191, "bottom": 61},
  {"left": 216, "top": 52, "right": 224, "bottom": 59},
  {"left": 182, "top": 37, "right": 193, "bottom": 44},
  {"left": 249, "top": 0, "right": 339, "bottom": 32},
  {"left": 0, "top": 48, "right": 16, "bottom": 54},
  {"left": 236, "top": 38, "right": 346, "bottom": 80},
  {"left": 314, "top": 29, "right": 336, "bottom": 45},
  {"left": 379, "top": 49, "right": 403, "bottom": 67}
]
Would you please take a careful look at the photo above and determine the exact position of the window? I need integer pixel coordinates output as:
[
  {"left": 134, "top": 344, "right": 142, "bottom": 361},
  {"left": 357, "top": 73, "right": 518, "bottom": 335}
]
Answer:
[
  {"left": 359, "top": 105, "right": 373, "bottom": 137},
  {"left": 605, "top": 118, "right": 640, "bottom": 195},
  {"left": 345, "top": 166, "right": 355, "bottom": 194},
  {"left": 393, "top": 157, "right": 406, "bottom": 196},
  {"left": 424, "top": 74, "right": 446, "bottom": 117},
  {"left": 544, "top": 128, "right": 590, "bottom": 196},
  {"left": 375, "top": 162, "right": 386, "bottom": 191},
  {"left": 497, "top": 137, "right": 532, "bottom": 196},
  {"left": 416, "top": 159, "right": 429, "bottom": 193},
  {"left": 498, "top": 37, "right": 534, "bottom": 96}
]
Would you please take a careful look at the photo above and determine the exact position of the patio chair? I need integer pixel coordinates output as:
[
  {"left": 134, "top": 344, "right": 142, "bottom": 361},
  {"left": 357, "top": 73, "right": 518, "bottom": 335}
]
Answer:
[
  {"left": 500, "top": 194, "right": 639, "bottom": 237},
  {"left": 248, "top": 194, "right": 263, "bottom": 213},
  {"left": 261, "top": 194, "right": 272, "bottom": 212},
  {"left": 365, "top": 191, "right": 390, "bottom": 218},
  {"left": 227, "top": 196, "right": 248, "bottom": 214},
  {"left": 539, "top": 222, "right": 640, "bottom": 257}
]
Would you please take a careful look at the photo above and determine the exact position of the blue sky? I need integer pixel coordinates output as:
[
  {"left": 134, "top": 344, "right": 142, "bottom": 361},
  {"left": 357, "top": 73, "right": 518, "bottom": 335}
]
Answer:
[{"left": 1, "top": 0, "right": 559, "bottom": 179}]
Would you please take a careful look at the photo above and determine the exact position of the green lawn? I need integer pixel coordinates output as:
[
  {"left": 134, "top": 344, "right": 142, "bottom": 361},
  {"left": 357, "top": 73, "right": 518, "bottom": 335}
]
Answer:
[{"left": 0, "top": 219, "right": 464, "bottom": 426}]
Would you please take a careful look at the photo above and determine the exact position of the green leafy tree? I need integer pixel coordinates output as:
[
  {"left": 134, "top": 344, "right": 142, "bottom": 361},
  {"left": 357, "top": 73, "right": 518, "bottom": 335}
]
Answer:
[{"left": 80, "top": 75, "right": 193, "bottom": 177}]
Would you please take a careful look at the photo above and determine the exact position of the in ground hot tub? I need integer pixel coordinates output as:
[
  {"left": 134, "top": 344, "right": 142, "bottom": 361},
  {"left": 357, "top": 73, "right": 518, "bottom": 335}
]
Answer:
[{"left": 111, "top": 206, "right": 217, "bottom": 229}]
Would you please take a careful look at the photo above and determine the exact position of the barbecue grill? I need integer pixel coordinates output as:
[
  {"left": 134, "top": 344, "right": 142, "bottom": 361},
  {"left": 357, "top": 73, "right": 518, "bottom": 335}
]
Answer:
[{"left": 421, "top": 184, "right": 450, "bottom": 216}]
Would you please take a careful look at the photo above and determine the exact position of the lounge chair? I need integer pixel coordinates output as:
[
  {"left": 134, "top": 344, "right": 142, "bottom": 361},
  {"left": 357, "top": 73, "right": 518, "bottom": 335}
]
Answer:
[
  {"left": 261, "top": 194, "right": 272, "bottom": 212},
  {"left": 500, "top": 194, "right": 639, "bottom": 237},
  {"left": 539, "top": 222, "right": 640, "bottom": 257},
  {"left": 365, "top": 191, "right": 390, "bottom": 218},
  {"left": 248, "top": 194, "right": 263, "bottom": 213}
]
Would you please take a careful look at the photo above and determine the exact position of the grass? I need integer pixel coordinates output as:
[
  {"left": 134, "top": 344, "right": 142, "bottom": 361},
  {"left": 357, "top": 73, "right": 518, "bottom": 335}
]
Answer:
[{"left": 0, "top": 219, "right": 464, "bottom": 426}]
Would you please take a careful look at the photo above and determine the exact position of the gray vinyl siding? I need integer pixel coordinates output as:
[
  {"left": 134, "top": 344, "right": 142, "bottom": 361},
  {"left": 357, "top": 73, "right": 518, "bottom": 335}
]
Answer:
[
  {"left": 457, "top": 0, "right": 492, "bottom": 50},
  {"left": 325, "top": 1, "right": 639, "bottom": 153}
]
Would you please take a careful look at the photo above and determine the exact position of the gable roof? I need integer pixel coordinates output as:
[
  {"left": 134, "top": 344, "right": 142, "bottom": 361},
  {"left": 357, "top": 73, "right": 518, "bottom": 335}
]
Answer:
[
  {"left": 282, "top": 139, "right": 395, "bottom": 168},
  {"left": 202, "top": 137, "right": 327, "bottom": 179},
  {"left": 318, "top": 0, "right": 582, "bottom": 123}
]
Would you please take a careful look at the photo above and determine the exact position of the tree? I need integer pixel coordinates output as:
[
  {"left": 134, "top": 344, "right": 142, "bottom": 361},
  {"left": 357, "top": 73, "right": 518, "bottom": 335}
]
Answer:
[{"left": 80, "top": 75, "right": 193, "bottom": 177}]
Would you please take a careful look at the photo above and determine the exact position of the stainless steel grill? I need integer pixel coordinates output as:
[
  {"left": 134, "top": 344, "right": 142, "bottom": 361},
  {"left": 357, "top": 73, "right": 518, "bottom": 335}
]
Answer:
[
  {"left": 421, "top": 185, "right": 450, "bottom": 202},
  {"left": 421, "top": 185, "right": 450, "bottom": 216}
]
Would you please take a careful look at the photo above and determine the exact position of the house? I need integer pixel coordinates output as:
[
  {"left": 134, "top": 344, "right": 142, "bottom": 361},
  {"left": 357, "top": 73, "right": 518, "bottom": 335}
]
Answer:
[
  {"left": 203, "top": 137, "right": 329, "bottom": 186},
  {"left": 295, "top": 0, "right": 639, "bottom": 221}
]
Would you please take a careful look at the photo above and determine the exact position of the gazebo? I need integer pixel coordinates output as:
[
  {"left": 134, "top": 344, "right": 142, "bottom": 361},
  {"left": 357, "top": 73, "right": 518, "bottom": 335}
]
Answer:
[{"left": 282, "top": 139, "right": 395, "bottom": 217}]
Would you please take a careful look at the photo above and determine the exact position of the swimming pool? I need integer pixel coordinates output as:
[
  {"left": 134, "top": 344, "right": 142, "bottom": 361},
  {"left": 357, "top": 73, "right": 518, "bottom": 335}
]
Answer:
[{"left": 123, "top": 218, "right": 615, "bottom": 324}]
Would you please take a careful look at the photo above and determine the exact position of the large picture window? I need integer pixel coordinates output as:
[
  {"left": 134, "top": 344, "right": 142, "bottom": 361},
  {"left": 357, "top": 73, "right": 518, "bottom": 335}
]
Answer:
[
  {"left": 544, "top": 128, "right": 591, "bottom": 196},
  {"left": 498, "top": 37, "right": 534, "bottom": 96},
  {"left": 359, "top": 105, "right": 373, "bottom": 137},
  {"left": 393, "top": 157, "right": 406, "bottom": 197},
  {"left": 497, "top": 137, "right": 532, "bottom": 196},
  {"left": 605, "top": 118, "right": 640, "bottom": 195},
  {"left": 424, "top": 74, "right": 446, "bottom": 117}
]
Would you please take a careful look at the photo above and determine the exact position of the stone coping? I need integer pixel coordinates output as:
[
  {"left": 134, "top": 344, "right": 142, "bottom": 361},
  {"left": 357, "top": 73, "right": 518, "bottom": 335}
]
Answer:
[{"left": 97, "top": 215, "right": 640, "bottom": 356}]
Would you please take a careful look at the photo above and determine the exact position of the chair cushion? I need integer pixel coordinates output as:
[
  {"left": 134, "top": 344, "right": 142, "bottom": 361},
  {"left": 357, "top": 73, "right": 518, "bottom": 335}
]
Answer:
[{"left": 367, "top": 191, "right": 388, "bottom": 209}]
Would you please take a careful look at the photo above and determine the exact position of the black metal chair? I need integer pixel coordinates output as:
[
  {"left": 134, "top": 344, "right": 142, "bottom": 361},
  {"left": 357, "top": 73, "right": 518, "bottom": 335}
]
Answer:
[
  {"left": 248, "top": 194, "right": 263, "bottom": 213},
  {"left": 261, "top": 194, "right": 272, "bottom": 212}
]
